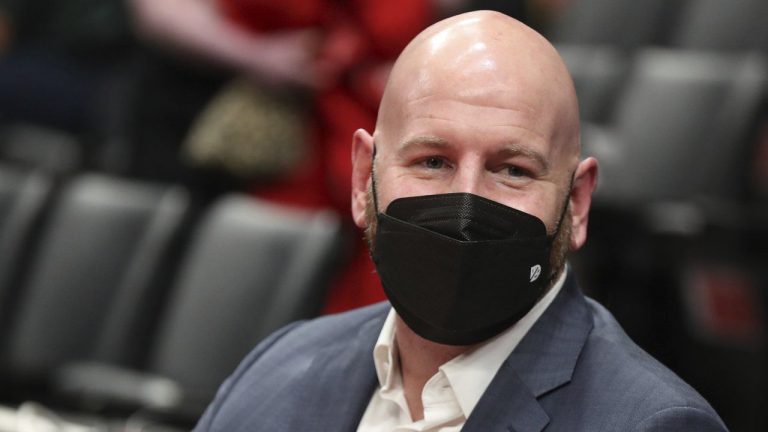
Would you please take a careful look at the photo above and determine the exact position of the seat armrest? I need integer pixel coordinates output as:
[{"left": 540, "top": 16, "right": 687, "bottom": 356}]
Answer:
[{"left": 55, "top": 362, "right": 183, "bottom": 412}]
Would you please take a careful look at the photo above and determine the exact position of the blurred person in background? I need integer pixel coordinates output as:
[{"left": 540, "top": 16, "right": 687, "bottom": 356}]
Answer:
[{"left": 130, "top": 0, "right": 498, "bottom": 314}]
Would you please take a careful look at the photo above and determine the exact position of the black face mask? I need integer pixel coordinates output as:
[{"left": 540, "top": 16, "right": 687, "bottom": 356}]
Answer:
[{"left": 371, "top": 170, "right": 569, "bottom": 346}]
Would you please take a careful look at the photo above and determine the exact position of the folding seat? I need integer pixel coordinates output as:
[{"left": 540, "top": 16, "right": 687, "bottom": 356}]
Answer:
[
  {"left": 556, "top": 45, "right": 628, "bottom": 124},
  {"left": 0, "top": 124, "right": 83, "bottom": 175},
  {"left": 547, "top": 0, "right": 679, "bottom": 50},
  {"left": 57, "top": 194, "right": 345, "bottom": 424},
  {"left": 0, "top": 174, "right": 190, "bottom": 394},
  {"left": 0, "top": 165, "right": 53, "bottom": 337},
  {"left": 672, "top": 0, "right": 768, "bottom": 52},
  {"left": 588, "top": 49, "right": 767, "bottom": 205}
]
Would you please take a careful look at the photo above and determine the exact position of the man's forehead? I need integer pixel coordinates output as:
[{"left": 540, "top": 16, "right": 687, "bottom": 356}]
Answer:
[{"left": 375, "top": 11, "right": 580, "bottom": 165}]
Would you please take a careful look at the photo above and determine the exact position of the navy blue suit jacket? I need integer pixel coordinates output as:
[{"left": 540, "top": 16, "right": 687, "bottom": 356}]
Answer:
[{"left": 194, "top": 273, "right": 727, "bottom": 431}]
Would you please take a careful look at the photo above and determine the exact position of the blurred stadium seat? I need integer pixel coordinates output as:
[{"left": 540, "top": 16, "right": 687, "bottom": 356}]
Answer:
[
  {"left": 0, "top": 174, "right": 190, "bottom": 398},
  {"left": 672, "top": 0, "right": 768, "bottom": 52},
  {"left": 547, "top": 0, "right": 679, "bottom": 49},
  {"left": 0, "top": 125, "right": 83, "bottom": 175},
  {"left": 587, "top": 49, "right": 767, "bottom": 206},
  {"left": 0, "top": 165, "right": 53, "bottom": 340},
  {"left": 54, "top": 194, "right": 346, "bottom": 425},
  {"left": 556, "top": 44, "right": 628, "bottom": 124}
]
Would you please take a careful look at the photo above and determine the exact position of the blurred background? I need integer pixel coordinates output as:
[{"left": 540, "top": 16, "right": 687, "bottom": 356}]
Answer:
[{"left": 0, "top": 0, "right": 765, "bottom": 430}]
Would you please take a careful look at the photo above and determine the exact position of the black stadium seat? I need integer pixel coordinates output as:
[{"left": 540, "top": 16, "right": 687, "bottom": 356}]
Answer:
[
  {"left": 556, "top": 44, "right": 628, "bottom": 124},
  {"left": 56, "top": 195, "right": 346, "bottom": 423},
  {"left": 149, "top": 196, "right": 345, "bottom": 406},
  {"left": 0, "top": 174, "right": 190, "bottom": 391},
  {"left": 672, "top": 0, "right": 768, "bottom": 52},
  {"left": 0, "top": 165, "right": 53, "bottom": 339},
  {"left": 587, "top": 49, "right": 767, "bottom": 206},
  {"left": 547, "top": 0, "right": 676, "bottom": 50}
]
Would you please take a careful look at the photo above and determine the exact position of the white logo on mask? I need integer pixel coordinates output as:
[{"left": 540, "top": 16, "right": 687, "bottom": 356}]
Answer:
[{"left": 530, "top": 265, "right": 541, "bottom": 282}]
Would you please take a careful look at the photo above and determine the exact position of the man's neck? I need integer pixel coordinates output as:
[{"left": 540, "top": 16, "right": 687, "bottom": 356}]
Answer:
[{"left": 394, "top": 317, "right": 478, "bottom": 421}]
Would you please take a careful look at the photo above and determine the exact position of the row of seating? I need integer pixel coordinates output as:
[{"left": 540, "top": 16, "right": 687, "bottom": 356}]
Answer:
[
  {"left": 0, "top": 166, "right": 347, "bottom": 425},
  {"left": 561, "top": 47, "right": 767, "bottom": 206},
  {"left": 552, "top": 13, "right": 768, "bottom": 428},
  {"left": 548, "top": 0, "right": 768, "bottom": 52}
]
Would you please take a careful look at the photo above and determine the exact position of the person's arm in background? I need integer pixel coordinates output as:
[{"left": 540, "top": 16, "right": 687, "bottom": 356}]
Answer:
[
  {"left": 128, "top": 0, "right": 327, "bottom": 88},
  {"left": 340, "top": 0, "right": 466, "bottom": 110}
]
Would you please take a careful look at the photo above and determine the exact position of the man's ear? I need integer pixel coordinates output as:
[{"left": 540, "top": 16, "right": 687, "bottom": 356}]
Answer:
[
  {"left": 569, "top": 157, "right": 598, "bottom": 251},
  {"left": 351, "top": 128, "right": 374, "bottom": 228}
]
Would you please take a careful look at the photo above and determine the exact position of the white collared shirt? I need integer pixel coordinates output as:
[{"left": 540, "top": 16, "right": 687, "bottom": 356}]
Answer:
[{"left": 356, "top": 270, "right": 567, "bottom": 432}]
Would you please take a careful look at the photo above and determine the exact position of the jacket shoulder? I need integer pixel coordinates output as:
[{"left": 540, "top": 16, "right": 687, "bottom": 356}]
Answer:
[
  {"left": 544, "top": 298, "right": 727, "bottom": 431},
  {"left": 194, "top": 302, "right": 389, "bottom": 431}
]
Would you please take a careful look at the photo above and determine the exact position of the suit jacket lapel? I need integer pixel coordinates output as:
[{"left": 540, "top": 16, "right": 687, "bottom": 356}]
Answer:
[
  {"left": 290, "top": 307, "right": 387, "bottom": 432},
  {"left": 463, "top": 272, "right": 594, "bottom": 432}
]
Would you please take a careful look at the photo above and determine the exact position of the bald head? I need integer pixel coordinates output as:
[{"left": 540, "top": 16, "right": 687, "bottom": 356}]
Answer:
[{"left": 376, "top": 11, "right": 580, "bottom": 165}]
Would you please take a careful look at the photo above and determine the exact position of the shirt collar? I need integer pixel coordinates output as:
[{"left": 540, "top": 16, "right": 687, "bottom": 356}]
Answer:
[
  {"left": 372, "top": 309, "right": 399, "bottom": 392},
  {"left": 371, "top": 267, "right": 568, "bottom": 417}
]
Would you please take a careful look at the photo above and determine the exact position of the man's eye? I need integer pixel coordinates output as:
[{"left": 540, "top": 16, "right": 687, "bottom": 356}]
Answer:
[
  {"left": 424, "top": 157, "right": 445, "bottom": 169},
  {"left": 506, "top": 166, "right": 527, "bottom": 177}
]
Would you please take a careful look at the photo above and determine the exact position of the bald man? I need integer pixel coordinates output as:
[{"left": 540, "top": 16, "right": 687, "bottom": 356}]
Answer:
[{"left": 194, "top": 11, "right": 727, "bottom": 432}]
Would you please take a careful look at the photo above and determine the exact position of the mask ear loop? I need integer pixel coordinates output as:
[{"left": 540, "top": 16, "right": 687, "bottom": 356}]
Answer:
[{"left": 371, "top": 144, "right": 381, "bottom": 214}]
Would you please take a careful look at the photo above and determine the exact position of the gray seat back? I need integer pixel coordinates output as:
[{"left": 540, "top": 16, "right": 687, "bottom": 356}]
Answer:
[
  {"left": 147, "top": 195, "right": 344, "bottom": 405},
  {"left": 557, "top": 45, "right": 628, "bottom": 124},
  {"left": 0, "top": 124, "right": 82, "bottom": 174},
  {"left": 672, "top": 0, "right": 768, "bottom": 52},
  {"left": 548, "top": 0, "right": 675, "bottom": 49},
  {"left": 590, "top": 49, "right": 767, "bottom": 206},
  {"left": 2, "top": 174, "right": 189, "bottom": 376},
  {"left": 0, "top": 165, "right": 53, "bottom": 336}
]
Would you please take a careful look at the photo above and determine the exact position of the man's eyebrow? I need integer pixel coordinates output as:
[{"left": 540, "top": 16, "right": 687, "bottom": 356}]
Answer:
[
  {"left": 397, "top": 136, "right": 452, "bottom": 155},
  {"left": 498, "top": 144, "right": 550, "bottom": 174}
]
